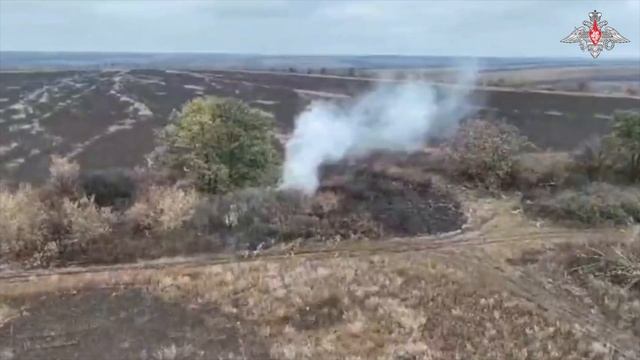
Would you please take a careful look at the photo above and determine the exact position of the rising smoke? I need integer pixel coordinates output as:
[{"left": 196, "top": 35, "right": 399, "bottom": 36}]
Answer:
[{"left": 280, "top": 67, "right": 479, "bottom": 194}]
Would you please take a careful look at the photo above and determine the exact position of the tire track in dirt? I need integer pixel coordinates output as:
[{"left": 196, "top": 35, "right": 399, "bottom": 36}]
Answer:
[
  {"left": 0, "top": 227, "right": 593, "bottom": 284},
  {"left": 437, "top": 249, "right": 640, "bottom": 359}
]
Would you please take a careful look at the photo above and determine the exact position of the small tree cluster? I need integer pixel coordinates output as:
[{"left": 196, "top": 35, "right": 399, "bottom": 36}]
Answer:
[
  {"left": 152, "top": 97, "right": 281, "bottom": 193},
  {"left": 573, "top": 111, "right": 640, "bottom": 182},
  {"left": 611, "top": 111, "right": 640, "bottom": 181}
]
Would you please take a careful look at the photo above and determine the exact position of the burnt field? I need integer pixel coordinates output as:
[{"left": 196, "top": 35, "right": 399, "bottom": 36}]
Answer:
[{"left": 1, "top": 69, "right": 639, "bottom": 183}]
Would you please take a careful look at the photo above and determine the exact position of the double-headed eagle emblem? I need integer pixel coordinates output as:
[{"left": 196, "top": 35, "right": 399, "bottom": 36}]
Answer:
[{"left": 561, "top": 10, "right": 629, "bottom": 58}]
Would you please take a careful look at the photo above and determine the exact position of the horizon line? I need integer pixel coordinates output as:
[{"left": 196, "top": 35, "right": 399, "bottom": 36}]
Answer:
[{"left": 2, "top": 50, "right": 639, "bottom": 61}]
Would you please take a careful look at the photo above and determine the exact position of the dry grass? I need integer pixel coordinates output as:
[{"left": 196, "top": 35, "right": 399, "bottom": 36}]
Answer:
[
  {"left": 151, "top": 343, "right": 199, "bottom": 360},
  {"left": 150, "top": 253, "right": 618, "bottom": 360},
  {"left": 0, "top": 302, "right": 17, "bottom": 329},
  {"left": 541, "top": 233, "right": 640, "bottom": 338},
  {"left": 566, "top": 243, "right": 640, "bottom": 291}
]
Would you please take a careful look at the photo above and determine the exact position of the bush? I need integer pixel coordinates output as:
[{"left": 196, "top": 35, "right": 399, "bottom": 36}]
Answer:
[
  {"left": 190, "top": 188, "right": 312, "bottom": 250},
  {"left": 0, "top": 183, "right": 115, "bottom": 265},
  {"left": 56, "top": 197, "right": 115, "bottom": 249},
  {"left": 445, "top": 119, "right": 532, "bottom": 190},
  {"left": 572, "top": 111, "right": 640, "bottom": 183},
  {"left": 525, "top": 182, "right": 640, "bottom": 225},
  {"left": 561, "top": 237, "right": 640, "bottom": 292},
  {"left": 80, "top": 168, "right": 136, "bottom": 208},
  {"left": 512, "top": 152, "right": 570, "bottom": 190},
  {"left": 0, "top": 184, "right": 46, "bottom": 259},
  {"left": 572, "top": 136, "right": 618, "bottom": 182},
  {"left": 152, "top": 97, "right": 281, "bottom": 193},
  {"left": 34, "top": 195, "right": 115, "bottom": 265},
  {"left": 550, "top": 235, "right": 640, "bottom": 335},
  {"left": 126, "top": 185, "right": 198, "bottom": 234},
  {"left": 48, "top": 155, "right": 80, "bottom": 197}
]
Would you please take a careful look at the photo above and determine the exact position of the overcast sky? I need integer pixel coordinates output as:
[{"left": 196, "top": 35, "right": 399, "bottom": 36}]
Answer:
[{"left": 1, "top": 0, "right": 639, "bottom": 58}]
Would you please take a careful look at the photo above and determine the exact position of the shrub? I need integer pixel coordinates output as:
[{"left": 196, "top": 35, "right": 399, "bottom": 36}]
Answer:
[
  {"left": 0, "top": 185, "right": 46, "bottom": 259},
  {"left": 190, "top": 188, "right": 311, "bottom": 250},
  {"left": 37, "top": 195, "right": 116, "bottom": 264},
  {"left": 80, "top": 168, "right": 136, "bottom": 208},
  {"left": 561, "top": 237, "right": 640, "bottom": 292},
  {"left": 525, "top": 182, "right": 640, "bottom": 225},
  {"left": 48, "top": 155, "right": 80, "bottom": 197},
  {"left": 0, "top": 182, "right": 114, "bottom": 265},
  {"left": 572, "top": 136, "right": 618, "bottom": 182},
  {"left": 611, "top": 111, "right": 640, "bottom": 181},
  {"left": 512, "top": 152, "right": 570, "bottom": 190},
  {"left": 152, "top": 97, "right": 281, "bottom": 193},
  {"left": 550, "top": 235, "right": 640, "bottom": 335},
  {"left": 445, "top": 119, "right": 532, "bottom": 190},
  {"left": 126, "top": 185, "right": 198, "bottom": 234},
  {"left": 571, "top": 112, "right": 640, "bottom": 183},
  {"left": 58, "top": 197, "right": 115, "bottom": 246}
]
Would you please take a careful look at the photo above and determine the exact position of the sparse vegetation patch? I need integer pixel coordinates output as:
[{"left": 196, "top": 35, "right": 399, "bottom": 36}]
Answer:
[{"left": 524, "top": 183, "right": 640, "bottom": 226}]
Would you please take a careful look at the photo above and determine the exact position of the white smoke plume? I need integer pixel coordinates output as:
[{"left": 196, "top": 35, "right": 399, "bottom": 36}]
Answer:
[{"left": 281, "top": 67, "right": 479, "bottom": 194}]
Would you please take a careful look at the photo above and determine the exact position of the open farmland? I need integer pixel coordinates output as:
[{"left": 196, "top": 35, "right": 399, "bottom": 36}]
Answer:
[
  {"left": 1, "top": 69, "right": 639, "bottom": 183},
  {"left": 1, "top": 67, "right": 640, "bottom": 359},
  {"left": 2, "top": 67, "right": 640, "bottom": 359}
]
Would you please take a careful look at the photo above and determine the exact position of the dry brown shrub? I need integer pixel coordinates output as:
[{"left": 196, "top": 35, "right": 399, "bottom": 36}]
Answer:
[
  {"left": 48, "top": 155, "right": 80, "bottom": 196},
  {"left": 561, "top": 236, "right": 640, "bottom": 292},
  {"left": 445, "top": 119, "right": 532, "bottom": 191},
  {"left": 0, "top": 184, "right": 46, "bottom": 258},
  {"left": 549, "top": 235, "right": 640, "bottom": 337},
  {"left": 513, "top": 152, "right": 571, "bottom": 190},
  {"left": 0, "top": 182, "right": 114, "bottom": 265},
  {"left": 60, "top": 196, "right": 115, "bottom": 242},
  {"left": 190, "top": 188, "right": 312, "bottom": 250},
  {"left": 35, "top": 195, "right": 116, "bottom": 265},
  {"left": 126, "top": 185, "right": 198, "bottom": 234},
  {"left": 190, "top": 187, "right": 387, "bottom": 251}
]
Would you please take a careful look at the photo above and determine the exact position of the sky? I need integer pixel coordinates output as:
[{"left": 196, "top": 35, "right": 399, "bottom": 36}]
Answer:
[{"left": 1, "top": 0, "right": 639, "bottom": 58}]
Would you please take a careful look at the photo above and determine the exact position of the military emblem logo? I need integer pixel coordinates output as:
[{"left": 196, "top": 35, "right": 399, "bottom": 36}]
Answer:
[{"left": 561, "top": 10, "right": 629, "bottom": 58}]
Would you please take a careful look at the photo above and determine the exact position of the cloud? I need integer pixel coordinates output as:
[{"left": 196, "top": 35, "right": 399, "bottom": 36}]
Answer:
[
  {"left": 318, "top": 2, "right": 387, "bottom": 21},
  {"left": 0, "top": 0, "right": 638, "bottom": 57}
]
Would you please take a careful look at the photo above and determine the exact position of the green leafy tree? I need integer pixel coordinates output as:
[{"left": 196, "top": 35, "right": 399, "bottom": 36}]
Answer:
[
  {"left": 611, "top": 111, "right": 640, "bottom": 181},
  {"left": 155, "top": 97, "right": 281, "bottom": 193}
]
